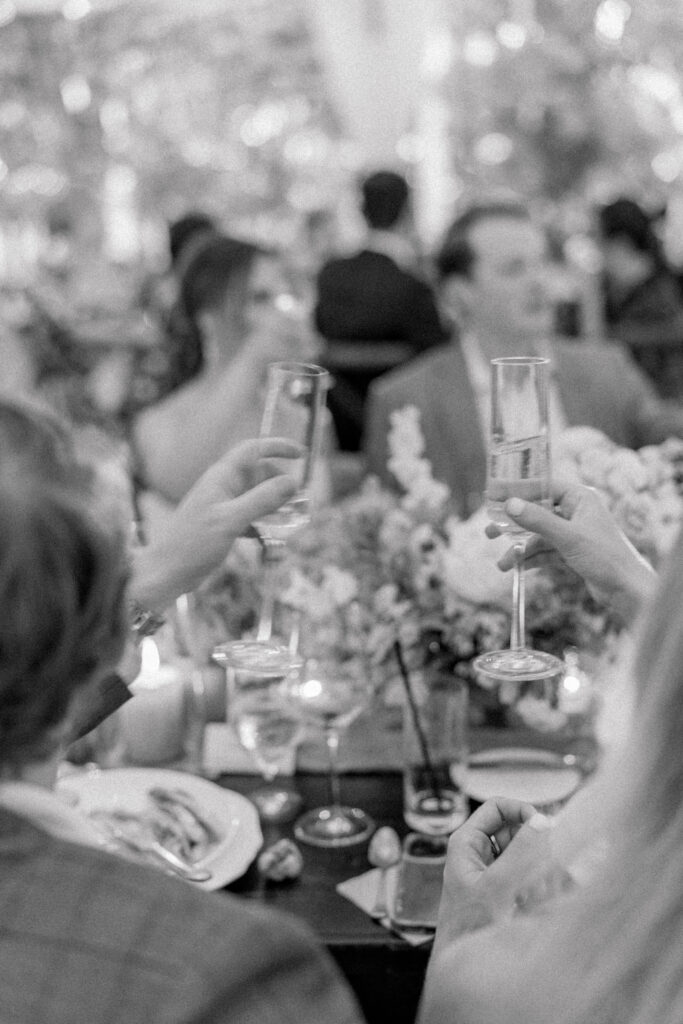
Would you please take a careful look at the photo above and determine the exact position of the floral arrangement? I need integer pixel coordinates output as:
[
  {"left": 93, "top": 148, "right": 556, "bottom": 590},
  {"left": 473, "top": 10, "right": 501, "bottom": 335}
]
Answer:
[{"left": 192, "top": 409, "right": 683, "bottom": 730}]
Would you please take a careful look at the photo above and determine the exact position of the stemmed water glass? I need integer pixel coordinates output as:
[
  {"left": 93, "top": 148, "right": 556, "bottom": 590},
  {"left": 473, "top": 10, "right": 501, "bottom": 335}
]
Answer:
[
  {"left": 473, "top": 356, "right": 565, "bottom": 683},
  {"left": 293, "top": 654, "right": 375, "bottom": 848},
  {"left": 213, "top": 639, "right": 304, "bottom": 823},
  {"left": 252, "top": 361, "right": 329, "bottom": 643}
]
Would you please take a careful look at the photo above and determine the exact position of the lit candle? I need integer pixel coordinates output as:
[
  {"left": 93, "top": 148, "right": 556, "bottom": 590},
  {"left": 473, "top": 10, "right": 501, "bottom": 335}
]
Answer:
[{"left": 120, "top": 638, "right": 186, "bottom": 764}]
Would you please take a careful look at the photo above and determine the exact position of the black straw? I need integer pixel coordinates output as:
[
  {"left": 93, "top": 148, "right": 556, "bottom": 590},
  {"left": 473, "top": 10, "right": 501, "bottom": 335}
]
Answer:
[{"left": 393, "top": 640, "right": 444, "bottom": 805}]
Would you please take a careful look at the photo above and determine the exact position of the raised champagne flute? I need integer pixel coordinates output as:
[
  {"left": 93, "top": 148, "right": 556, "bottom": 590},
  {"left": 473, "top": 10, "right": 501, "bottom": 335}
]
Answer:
[
  {"left": 293, "top": 655, "right": 375, "bottom": 847},
  {"left": 472, "top": 356, "right": 565, "bottom": 683},
  {"left": 252, "top": 362, "right": 329, "bottom": 643},
  {"left": 213, "top": 640, "right": 304, "bottom": 823}
]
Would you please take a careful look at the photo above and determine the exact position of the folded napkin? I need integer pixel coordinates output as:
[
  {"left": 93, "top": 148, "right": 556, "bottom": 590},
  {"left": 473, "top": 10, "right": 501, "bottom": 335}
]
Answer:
[
  {"left": 203, "top": 723, "right": 296, "bottom": 777},
  {"left": 336, "top": 866, "right": 434, "bottom": 948}
]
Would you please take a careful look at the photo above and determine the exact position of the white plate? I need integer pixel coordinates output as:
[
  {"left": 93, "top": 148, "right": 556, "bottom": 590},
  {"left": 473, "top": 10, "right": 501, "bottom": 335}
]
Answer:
[
  {"left": 58, "top": 768, "right": 262, "bottom": 891},
  {"left": 463, "top": 747, "right": 582, "bottom": 807}
]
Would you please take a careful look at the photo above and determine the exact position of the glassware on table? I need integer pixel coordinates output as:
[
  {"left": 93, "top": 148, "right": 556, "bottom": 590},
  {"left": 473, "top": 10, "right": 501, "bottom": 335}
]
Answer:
[
  {"left": 213, "top": 639, "right": 304, "bottom": 823},
  {"left": 252, "top": 362, "right": 329, "bottom": 644},
  {"left": 403, "top": 679, "right": 469, "bottom": 836},
  {"left": 293, "top": 656, "right": 375, "bottom": 848},
  {"left": 473, "top": 356, "right": 565, "bottom": 683}
]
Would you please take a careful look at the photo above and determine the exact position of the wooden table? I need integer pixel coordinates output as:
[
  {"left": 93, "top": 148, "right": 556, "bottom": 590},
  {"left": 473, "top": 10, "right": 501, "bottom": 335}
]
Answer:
[{"left": 222, "top": 771, "right": 431, "bottom": 1024}]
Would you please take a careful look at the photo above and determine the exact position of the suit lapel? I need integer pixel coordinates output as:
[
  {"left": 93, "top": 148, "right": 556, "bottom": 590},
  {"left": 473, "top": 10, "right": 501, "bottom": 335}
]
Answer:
[{"left": 427, "top": 346, "right": 486, "bottom": 516}]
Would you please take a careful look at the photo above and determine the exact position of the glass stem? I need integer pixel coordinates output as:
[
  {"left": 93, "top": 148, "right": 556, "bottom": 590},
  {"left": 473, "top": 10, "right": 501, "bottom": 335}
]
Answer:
[
  {"left": 256, "top": 540, "right": 285, "bottom": 643},
  {"left": 511, "top": 541, "right": 526, "bottom": 650},
  {"left": 325, "top": 726, "right": 342, "bottom": 809}
]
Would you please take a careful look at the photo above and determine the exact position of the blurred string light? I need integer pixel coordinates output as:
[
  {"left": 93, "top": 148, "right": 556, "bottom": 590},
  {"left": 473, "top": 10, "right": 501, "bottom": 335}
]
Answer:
[
  {"left": 421, "top": 26, "right": 454, "bottom": 81},
  {"left": 60, "top": 74, "right": 92, "bottom": 114},
  {"left": 496, "top": 21, "right": 527, "bottom": 50},
  {"left": 463, "top": 31, "right": 498, "bottom": 67},
  {"left": 652, "top": 148, "right": 682, "bottom": 184},
  {"left": 629, "top": 64, "right": 680, "bottom": 107},
  {"left": 7, "top": 165, "right": 66, "bottom": 197},
  {"left": 62, "top": 0, "right": 91, "bottom": 21},
  {"left": 0, "top": 1, "right": 16, "bottom": 28},
  {"left": 594, "top": 0, "right": 631, "bottom": 43},
  {"left": 474, "top": 132, "right": 513, "bottom": 165},
  {"left": 239, "top": 102, "right": 289, "bottom": 147}
]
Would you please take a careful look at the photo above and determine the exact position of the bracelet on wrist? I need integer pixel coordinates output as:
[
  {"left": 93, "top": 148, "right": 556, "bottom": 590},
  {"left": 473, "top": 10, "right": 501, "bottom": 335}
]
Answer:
[{"left": 129, "top": 600, "right": 166, "bottom": 641}]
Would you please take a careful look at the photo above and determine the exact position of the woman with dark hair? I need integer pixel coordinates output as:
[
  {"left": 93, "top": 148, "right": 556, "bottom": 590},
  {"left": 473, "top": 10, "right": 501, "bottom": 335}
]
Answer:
[
  {"left": 0, "top": 396, "right": 363, "bottom": 1024},
  {"left": 132, "top": 234, "right": 319, "bottom": 504}
]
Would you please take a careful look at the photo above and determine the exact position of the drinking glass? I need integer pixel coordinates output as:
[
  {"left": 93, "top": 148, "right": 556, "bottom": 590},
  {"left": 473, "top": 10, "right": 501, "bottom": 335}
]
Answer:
[
  {"left": 293, "top": 656, "right": 375, "bottom": 847},
  {"left": 252, "top": 362, "right": 329, "bottom": 643},
  {"left": 473, "top": 356, "right": 564, "bottom": 683},
  {"left": 213, "top": 640, "right": 304, "bottom": 823}
]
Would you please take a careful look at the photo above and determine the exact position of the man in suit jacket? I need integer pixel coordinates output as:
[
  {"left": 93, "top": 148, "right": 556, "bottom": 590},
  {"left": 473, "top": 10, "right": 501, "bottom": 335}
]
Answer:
[
  {"left": 0, "top": 805, "right": 363, "bottom": 1024},
  {"left": 364, "top": 201, "right": 683, "bottom": 519},
  {"left": 315, "top": 170, "right": 446, "bottom": 450},
  {"left": 0, "top": 401, "right": 363, "bottom": 1024}
]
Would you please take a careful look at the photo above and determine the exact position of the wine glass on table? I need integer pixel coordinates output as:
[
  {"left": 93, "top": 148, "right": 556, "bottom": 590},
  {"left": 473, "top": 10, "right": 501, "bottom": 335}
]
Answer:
[
  {"left": 472, "top": 356, "right": 565, "bottom": 683},
  {"left": 213, "top": 639, "right": 304, "bottom": 823},
  {"left": 252, "top": 362, "right": 329, "bottom": 644},
  {"left": 293, "top": 655, "right": 375, "bottom": 848}
]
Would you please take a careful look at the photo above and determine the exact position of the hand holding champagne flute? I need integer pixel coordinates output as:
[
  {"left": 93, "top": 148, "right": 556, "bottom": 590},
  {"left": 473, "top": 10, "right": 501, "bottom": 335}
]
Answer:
[
  {"left": 252, "top": 362, "right": 329, "bottom": 642},
  {"left": 473, "top": 356, "right": 564, "bottom": 682}
]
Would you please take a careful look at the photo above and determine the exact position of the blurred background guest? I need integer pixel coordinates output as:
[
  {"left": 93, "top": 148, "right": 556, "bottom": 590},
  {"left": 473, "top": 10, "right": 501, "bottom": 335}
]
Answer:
[
  {"left": 314, "top": 169, "right": 446, "bottom": 452},
  {"left": 364, "top": 200, "right": 683, "bottom": 517},
  {"left": 131, "top": 233, "right": 324, "bottom": 506},
  {"left": 0, "top": 397, "right": 363, "bottom": 1024},
  {"left": 597, "top": 196, "right": 683, "bottom": 399}
]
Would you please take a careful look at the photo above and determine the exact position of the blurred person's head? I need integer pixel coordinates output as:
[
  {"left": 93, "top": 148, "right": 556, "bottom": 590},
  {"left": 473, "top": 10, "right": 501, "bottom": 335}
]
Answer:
[
  {"left": 435, "top": 201, "right": 555, "bottom": 348},
  {"left": 0, "top": 398, "right": 128, "bottom": 780},
  {"left": 360, "top": 170, "right": 410, "bottom": 231},
  {"left": 599, "top": 197, "right": 665, "bottom": 294},
  {"left": 180, "top": 234, "right": 289, "bottom": 367},
  {"left": 168, "top": 212, "right": 217, "bottom": 270}
]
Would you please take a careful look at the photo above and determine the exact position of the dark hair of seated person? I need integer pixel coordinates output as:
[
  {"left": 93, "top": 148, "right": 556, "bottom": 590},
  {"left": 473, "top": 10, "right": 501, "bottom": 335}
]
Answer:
[
  {"left": 0, "top": 476, "right": 128, "bottom": 775},
  {"left": 168, "top": 211, "right": 217, "bottom": 267},
  {"left": 179, "top": 234, "right": 268, "bottom": 325},
  {"left": 598, "top": 197, "right": 666, "bottom": 269},
  {"left": 435, "top": 200, "right": 530, "bottom": 281},
  {"left": 360, "top": 170, "right": 410, "bottom": 230}
]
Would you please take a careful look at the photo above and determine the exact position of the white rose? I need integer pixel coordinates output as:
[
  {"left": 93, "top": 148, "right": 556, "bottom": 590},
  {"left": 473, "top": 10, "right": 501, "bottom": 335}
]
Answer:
[
  {"left": 605, "top": 450, "right": 649, "bottom": 495},
  {"left": 556, "top": 426, "right": 613, "bottom": 460}
]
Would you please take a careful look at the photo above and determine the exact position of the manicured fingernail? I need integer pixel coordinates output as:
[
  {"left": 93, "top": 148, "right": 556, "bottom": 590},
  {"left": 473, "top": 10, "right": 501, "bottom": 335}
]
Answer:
[
  {"left": 528, "top": 813, "right": 553, "bottom": 831},
  {"left": 506, "top": 498, "right": 525, "bottom": 516}
]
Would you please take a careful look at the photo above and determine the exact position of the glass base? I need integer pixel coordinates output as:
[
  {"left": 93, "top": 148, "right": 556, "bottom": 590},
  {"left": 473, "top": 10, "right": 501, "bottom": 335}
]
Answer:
[
  {"left": 294, "top": 805, "right": 375, "bottom": 848},
  {"left": 473, "top": 647, "right": 564, "bottom": 682},
  {"left": 249, "top": 784, "right": 303, "bottom": 824}
]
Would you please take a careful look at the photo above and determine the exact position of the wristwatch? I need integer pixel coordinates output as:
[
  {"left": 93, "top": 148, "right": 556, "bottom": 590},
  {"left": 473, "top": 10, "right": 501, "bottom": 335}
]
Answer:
[{"left": 129, "top": 600, "right": 166, "bottom": 640}]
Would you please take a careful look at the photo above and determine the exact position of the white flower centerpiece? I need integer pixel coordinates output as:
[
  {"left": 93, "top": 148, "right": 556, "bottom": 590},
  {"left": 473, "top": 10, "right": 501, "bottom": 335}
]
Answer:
[{"left": 191, "top": 408, "right": 683, "bottom": 733}]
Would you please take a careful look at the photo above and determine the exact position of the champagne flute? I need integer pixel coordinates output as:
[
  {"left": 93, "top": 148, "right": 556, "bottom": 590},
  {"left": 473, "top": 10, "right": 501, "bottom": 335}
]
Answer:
[
  {"left": 293, "top": 655, "right": 375, "bottom": 848},
  {"left": 472, "top": 356, "right": 565, "bottom": 683},
  {"left": 213, "top": 640, "right": 304, "bottom": 823},
  {"left": 253, "top": 362, "right": 329, "bottom": 643}
]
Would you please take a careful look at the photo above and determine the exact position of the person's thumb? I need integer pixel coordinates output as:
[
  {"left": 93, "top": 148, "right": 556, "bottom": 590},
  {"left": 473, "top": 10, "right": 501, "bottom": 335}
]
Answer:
[
  {"left": 219, "top": 475, "right": 296, "bottom": 535},
  {"left": 487, "top": 813, "right": 556, "bottom": 906}
]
